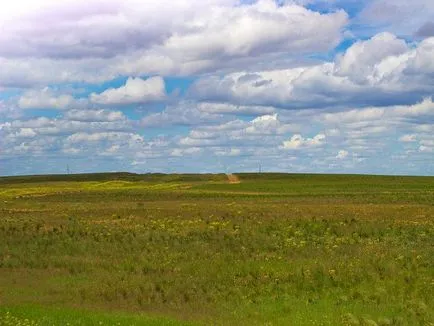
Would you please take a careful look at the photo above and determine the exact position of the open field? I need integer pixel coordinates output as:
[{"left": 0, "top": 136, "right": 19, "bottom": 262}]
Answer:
[{"left": 0, "top": 173, "right": 433, "bottom": 325}]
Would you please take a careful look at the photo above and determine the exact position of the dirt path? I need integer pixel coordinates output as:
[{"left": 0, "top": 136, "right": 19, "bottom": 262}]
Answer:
[{"left": 226, "top": 173, "right": 241, "bottom": 184}]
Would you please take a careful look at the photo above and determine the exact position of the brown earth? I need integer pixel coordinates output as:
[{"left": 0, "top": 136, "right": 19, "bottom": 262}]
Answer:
[{"left": 226, "top": 173, "right": 241, "bottom": 184}]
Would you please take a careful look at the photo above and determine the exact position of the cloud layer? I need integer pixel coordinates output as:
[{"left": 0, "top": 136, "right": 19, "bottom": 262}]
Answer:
[
  {"left": 0, "top": 0, "right": 348, "bottom": 87},
  {"left": 190, "top": 33, "right": 434, "bottom": 109},
  {"left": 0, "top": 0, "right": 433, "bottom": 176},
  {"left": 90, "top": 77, "right": 166, "bottom": 105}
]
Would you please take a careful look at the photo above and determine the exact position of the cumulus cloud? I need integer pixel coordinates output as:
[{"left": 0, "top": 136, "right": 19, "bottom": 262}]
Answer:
[
  {"left": 0, "top": 116, "right": 131, "bottom": 139},
  {"left": 66, "top": 131, "right": 143, "bottom": 144},
  {"left": 399, "top": 134, "right": 417, "bottom": 142},
  {"left": 323, "top": 97, "right": 434, "bottom": 126},
  {"left": 215, "top": 148, "right": 241, "bottom": 156},
  {"left": 18, "top": 87, "right": 77, "bottom": 110},
  {"left": 359, "top": 0, "right": 434, "bottom": 36},
  {"left": 174, "top": 1, "right": 346, "bottom": 62},
  {"left": 177, "top": 113, "right": 300, "bottom": 149},
  {"left": 419, "top": 145, "right": 433, "bottom": 152},
  {"left": 310, "top": 98, "right": 434, "bottom": 154},
  {"left": 190, "top": 33, "right": 434, "bottom": 109},
  {"left": 197, "top": 102, "right": 275, "bottom": 115},
  {"left": 171, "top": 147, "right": 202, "bottom": 157},
  {"left": 0, "top": 113, "right": 173, "bottom": 167},
  {"left": 0, "top": 100, "right": 21, "bottom": 120},
  {"left": 0, "top": 56, "right": 118, "bottom": 88},
  {"left": 281, "top": 133, "right": 326, "bottom": 150},
  {"left": 61, "top": 131, "right": 152, "bottom": 158},
  {"left": 322, "top": 107, "right": 384, "bottom": 124},
  {"left": 336, "top": 150, "right": 349, "bottom": 159},
  {"left": 11, "top": 128, "right": 37, "bottom": 138},
  {"left": 335, "top": 32, "right": 408, "bottom": 81},
  {"left": 140, "top": 101, "right": 228, "bottom": 127},
  {"left": 0, "top": 0, "right": 348, "bottom": 87},
  {"left": 90, "top": 77, "right": 166, "bottom": 105},
  {"left": 245, "top": 114, "right": 295, "bottom": 135},
  {"left": 1, "top": 1, "right": 434, "bottom": 176},
  {"left": 0, "top": 0, "right": 195, "bottom": 59},
  {"left": 64, "top": 109, "right": 126, "bottom": 122},
  {"left": 2, "top": 96, "right": 433, "bottom": 175},
  {"left": 162, "top": 1, "right": 348, "bottom": 59}
]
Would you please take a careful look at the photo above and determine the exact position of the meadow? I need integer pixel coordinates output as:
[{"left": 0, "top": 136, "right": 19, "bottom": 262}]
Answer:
[{"left": 0, "top": 173, "right": 433, "bottom": 325}]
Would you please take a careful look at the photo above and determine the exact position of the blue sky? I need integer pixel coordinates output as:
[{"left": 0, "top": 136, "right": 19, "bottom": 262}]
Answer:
[{"left": 0, "top": 0, "right": 433, "bottom": 176}]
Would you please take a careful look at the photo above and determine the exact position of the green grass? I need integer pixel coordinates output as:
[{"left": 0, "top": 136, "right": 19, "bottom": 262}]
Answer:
[
  {"left": 0, "top": 305, "right": 196, "bottom": 325},
  {"left": 0, "top": 173, "right": 433, "bottom": 325}
]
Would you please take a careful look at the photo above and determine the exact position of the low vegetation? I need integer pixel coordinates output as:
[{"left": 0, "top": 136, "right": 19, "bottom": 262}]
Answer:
[{"left": 0, "top": 173, "right": 433, "bottom": 325}]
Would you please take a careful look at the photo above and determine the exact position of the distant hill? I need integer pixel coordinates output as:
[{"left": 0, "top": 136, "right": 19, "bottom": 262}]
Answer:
[{"left": 0, "top": 172, "right": 227, "bottom": 184}]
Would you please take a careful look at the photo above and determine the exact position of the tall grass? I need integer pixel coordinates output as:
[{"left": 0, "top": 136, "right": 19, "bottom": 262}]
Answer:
[{"left": 0, "top": 173, "right": 433, "bottom": 325}]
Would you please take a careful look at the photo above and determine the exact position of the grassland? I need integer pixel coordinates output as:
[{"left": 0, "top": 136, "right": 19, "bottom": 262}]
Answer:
[{"left": 0, "top": 173, "right": 433, "bottom": 325}]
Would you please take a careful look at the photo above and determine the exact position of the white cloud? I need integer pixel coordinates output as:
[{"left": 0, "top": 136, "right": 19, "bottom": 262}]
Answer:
[
  {"left": 140, "top": 101, "right": 227, "bottom": 127},
  {"left": 1, "top": 1, "right": 434, "bottom": 176},
  {"left": 12, "top": 128, "right": 37, "bottom": 138},
  {"left": 418, "top": 138, "right": 434, "bottom": 153},
  {"left": 336, "top": 149, "right": 349, "bottom": 159},
  {"left": 215, "top": 148, "right": 241, "bottom": 156},
  {"left": 2, "top": 97, "right": 432, "bottom": 174},
  {"left": 0, "top": 56, "right": 117, "bottom": 87},
  {"left": 163, "top": 1, "right": 348, "bottom": 59},
  {"left": 399, "top": 134, "right": 417, "bottom": 142},
  {"left": 190, "top": 34, "right": 434, "bottom": 109},
  {"left": 62, "top": 147, "right": 81, "bottom": 155},
  {"left": 60, "top": 130, "right": 151, "bottom": 158},
  {"left": 0, "top": 100, "right": 21, "bottom": 120},
  {"left": 90, "top": 77, "right": 166, "bottom": 105},
  {"left": 116, "top": 1, "right": 348, "bottom": 76},
  {"left": 197, "top": 102, "right": 275, "bottom": 115},
  {"left": 420, "top": 139, "right": 434, "bottom": 147},
  {"left": 419, "top": 145, "right": 433, "bottom": 152},
  {"left": 335, "top": 32, "right": 409, "bottom": 82},
  {"left": 0, "top": 116, "right": 131, "bottom": 138},
  {"left": 302, "top": 98, "right": 434, "bottom": 159},
  {"left": 245, "top": 114, "right": 295, "bottom": 135},
  {"left": 64, "top": 109, "right": 126, "bottom": 122},
  {"left": 66, "top": 132, "right": 143, "bottom": 144},
  {"left": 321, "top": 97, "right": 434, "bottom": 128},
  {"left": 177, "top": 113, "right": 300, "bottom": 149},
  {"left": 106, "top": 145, "right": 121, "bottom": 153},
  {"left": 0, "top": 0, "right": 348, "bottom": 87},
  {"left": 18, "top": 87, "right": 77, "bottom": 110},
  {"left": 323, "top": 107, "right": 385, "bottom": 124},
  {"left": 359, "top": 0, "right": 434, "bottom": 37},
  {"left": 393, "top": 97, "right": 434, "bottom": 117},
  {"left": 281, "top": 133, "right": 326, "bottom": 150},
  {"left": 171, "top": 147, "right": 202, "bottom": 157}
]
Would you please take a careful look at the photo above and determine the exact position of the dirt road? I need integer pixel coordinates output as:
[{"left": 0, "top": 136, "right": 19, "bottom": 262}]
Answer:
[{"left": 226, "top": 173, "right": 241, "bottom": 184}]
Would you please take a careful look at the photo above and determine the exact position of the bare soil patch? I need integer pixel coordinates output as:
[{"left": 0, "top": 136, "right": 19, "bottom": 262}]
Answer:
[{"left": 226, "top": 174, "right": 240, "bottom": 184}]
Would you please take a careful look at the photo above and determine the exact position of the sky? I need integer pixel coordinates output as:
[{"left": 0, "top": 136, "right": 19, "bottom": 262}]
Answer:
[{"left": 0, "top": 0, "right": 433, "bottom": 176}]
